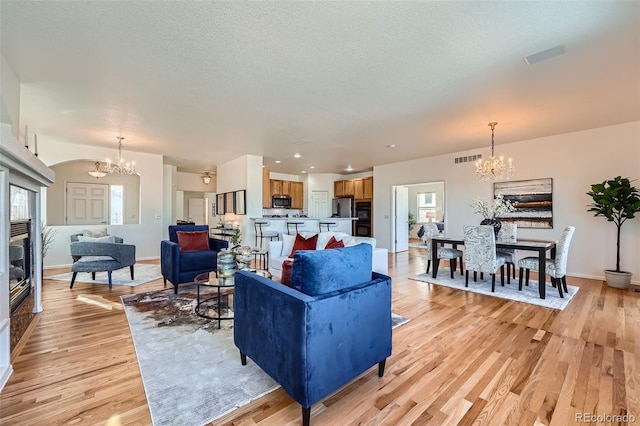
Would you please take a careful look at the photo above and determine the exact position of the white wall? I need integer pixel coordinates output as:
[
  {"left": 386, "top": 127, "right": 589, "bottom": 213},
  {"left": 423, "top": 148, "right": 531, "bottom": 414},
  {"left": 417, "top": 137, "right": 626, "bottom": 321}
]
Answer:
[
  {"left": 0, "top": 54, "right": 20, "bottom": 136},
  {"left": 374, "top": 121, "right": 640, "bottom": 282},
  {"left": 162, "top": 164, "right": 177, "bottom": 239},
  {"left": 39, "top": 139, "right": 165, "bottom": 267},
  {"left": 177, "top": 171, "right": 216, "bottom": 192}
]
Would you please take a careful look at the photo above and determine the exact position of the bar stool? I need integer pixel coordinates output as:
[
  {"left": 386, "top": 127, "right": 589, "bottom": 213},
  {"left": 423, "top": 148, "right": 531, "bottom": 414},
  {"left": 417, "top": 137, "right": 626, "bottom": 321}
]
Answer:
[
  {"left": 318, "top": 221, "right": 337, "bottom": 232},
  {"left": 254, "top": 220, "right": 279, "bottom": 249},
  {"left": 286, "top": 221, "right": 305, "bottom": 235}
]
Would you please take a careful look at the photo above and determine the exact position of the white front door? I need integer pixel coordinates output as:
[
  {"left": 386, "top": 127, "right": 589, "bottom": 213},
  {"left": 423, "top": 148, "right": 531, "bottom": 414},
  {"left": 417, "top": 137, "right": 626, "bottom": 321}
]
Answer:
[
  {"left": 66, "top": 182, "right": 109, "bottom": 225},
  {"left": 188, "top": 198, "right": 206, "bottom": 224},
  {"left": 310, "top": 191, "right": 329, "bottom": 218},
  {"left": 394, "top": 186, "right": 409, "bottom": 252}
]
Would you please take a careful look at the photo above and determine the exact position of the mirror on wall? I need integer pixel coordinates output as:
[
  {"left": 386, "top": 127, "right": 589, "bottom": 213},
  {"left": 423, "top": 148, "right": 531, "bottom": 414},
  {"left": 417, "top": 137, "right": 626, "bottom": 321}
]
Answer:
[{"left": 47, "top": 160, "right": 140, "bottom": 226}]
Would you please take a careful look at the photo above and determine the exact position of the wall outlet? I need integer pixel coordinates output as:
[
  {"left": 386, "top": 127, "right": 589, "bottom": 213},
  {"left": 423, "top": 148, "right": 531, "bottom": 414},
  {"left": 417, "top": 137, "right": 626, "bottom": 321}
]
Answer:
[{"left": 154, "top": 214, "right": 161, "bottom": 219}]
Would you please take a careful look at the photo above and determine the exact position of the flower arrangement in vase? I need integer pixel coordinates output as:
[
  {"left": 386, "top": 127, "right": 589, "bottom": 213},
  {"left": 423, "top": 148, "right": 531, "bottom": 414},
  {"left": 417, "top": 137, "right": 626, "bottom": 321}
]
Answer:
[{"left": 470, "top": 193, "right": 516, "bottom": 237}]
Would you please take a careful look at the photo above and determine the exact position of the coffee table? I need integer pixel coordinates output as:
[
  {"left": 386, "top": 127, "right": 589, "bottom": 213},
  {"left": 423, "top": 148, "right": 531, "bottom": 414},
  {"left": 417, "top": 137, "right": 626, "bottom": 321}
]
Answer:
[{"left": 193, "top": 269, "right": 272, "bottom": 328}]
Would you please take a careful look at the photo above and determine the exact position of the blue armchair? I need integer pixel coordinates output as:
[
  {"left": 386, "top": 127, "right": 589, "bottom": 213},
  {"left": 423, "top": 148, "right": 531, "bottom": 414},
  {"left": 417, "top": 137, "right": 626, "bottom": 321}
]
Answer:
[
  {"left": 160, "top": 225, "right": 228, "bottom": 294},
  {"left": 234, "top": 243, "right": 392, "bottom": 426}
]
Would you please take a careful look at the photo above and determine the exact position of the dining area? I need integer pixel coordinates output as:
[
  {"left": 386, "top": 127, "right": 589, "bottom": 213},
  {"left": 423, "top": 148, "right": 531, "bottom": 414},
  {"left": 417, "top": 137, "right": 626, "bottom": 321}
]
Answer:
[{"left": 418, "top": 222, "right": 575, "bottom": 301}]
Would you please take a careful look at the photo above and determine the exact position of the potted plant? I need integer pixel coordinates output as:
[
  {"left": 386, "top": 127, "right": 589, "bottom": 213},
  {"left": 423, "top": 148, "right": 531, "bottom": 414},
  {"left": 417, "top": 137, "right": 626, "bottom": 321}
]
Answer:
[
  {"left": 587, "top": 176, "right": 640, "bottom": 288},
  {"left": 469, "top": 193, "right": 516, "bottom": 238}
]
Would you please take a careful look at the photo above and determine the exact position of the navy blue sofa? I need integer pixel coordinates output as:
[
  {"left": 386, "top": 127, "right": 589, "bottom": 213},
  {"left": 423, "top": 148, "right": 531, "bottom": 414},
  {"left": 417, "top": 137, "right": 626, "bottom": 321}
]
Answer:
[
  {"left": 234, "top": 243, "right": 392, "bottom": 426},
  {"left": 160, "top": 225, "right": 228, "bottom": 294}
]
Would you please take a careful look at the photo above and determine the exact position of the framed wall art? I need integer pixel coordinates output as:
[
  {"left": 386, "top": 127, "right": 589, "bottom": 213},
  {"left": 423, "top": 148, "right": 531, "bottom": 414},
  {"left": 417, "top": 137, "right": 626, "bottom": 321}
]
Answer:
[{"left": 494, "top": 178, "right": 553, "bottom": 228}]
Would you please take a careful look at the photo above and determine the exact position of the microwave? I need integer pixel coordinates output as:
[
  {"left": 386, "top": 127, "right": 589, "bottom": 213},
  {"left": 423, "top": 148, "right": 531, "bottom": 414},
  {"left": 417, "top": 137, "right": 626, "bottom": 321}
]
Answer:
[{"left": 272, "top": 195, "right": 292, "bottom": 209}]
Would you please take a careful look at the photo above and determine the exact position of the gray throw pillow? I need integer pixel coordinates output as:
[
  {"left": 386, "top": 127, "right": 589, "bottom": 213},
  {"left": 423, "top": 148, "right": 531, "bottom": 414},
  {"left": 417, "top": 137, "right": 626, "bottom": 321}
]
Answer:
[{"left": 77, "top": 235, "right": 116, "bottom": 243}]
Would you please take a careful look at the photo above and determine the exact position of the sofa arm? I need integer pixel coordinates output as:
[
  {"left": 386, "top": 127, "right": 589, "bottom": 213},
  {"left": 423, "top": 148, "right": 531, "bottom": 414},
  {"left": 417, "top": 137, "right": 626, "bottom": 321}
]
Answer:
[
  {"left": 234, "top": 271, "right": 392, "bottom": 408},
  {"left": 160, "top": 240, "right": 180, "bottom": 283},
  {"left": 372, "top": 248, "right": 389, "bottom": 275},
  {"left": 209, "top": 238, "right": 229, "bottom": 252}
]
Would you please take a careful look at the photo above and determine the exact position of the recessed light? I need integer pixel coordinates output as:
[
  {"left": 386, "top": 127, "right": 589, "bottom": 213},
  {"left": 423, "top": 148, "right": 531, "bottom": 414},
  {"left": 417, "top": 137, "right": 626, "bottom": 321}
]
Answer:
[
  {"left": 275, "top": 160, "right": 281, "bottom": 164},
  {"left": 301, "top": 171, "right": 307, "bottom": 174},
  {"left": 294, "top": 153, "right": 301, "bottom": 158},
  {"left": 309, "top": 166, "right": 315, "bottom": 169},
  {"left": 386, "top": 144, "right": 396, "bottom": 148}
]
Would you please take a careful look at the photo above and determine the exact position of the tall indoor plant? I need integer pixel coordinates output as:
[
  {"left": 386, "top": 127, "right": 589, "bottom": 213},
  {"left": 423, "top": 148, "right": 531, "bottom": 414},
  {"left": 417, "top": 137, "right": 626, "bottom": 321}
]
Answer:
[{"left": 587, "top": 176, "right": 640, "bottom": 288}]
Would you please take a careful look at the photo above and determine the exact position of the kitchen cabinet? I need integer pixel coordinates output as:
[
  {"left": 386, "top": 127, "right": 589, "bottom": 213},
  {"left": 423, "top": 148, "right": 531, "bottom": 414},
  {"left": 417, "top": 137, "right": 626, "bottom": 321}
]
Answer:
[
  {"left": 334, "top": 180, "right": 344, "bottom": 197},
  {"left": 343, "top": 179, "right": 354, "bottom": 196},
  {"left": 282, "top": 180, "right": 292, "bottom": 196},
  {"left": 363, "top": 177, "right": 373, "bottom": 199},
  {"left": 270, "top": 180, "right": 283, "bottom": 196},
  {"left": 353, "top": 179, "right": 364, "bottom": 200},
  {"left": 291, "top": 181, "right": 303, "bottom": 209},
  {"left": 262, "top": 168, "right": 271, "bottom": 208}
]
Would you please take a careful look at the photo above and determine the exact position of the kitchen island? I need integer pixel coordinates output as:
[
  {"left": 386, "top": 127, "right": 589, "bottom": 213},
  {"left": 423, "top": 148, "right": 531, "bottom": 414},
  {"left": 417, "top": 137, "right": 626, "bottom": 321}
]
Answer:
[{"left": 251, "top": 217, "right": 357, "bottom": 236}]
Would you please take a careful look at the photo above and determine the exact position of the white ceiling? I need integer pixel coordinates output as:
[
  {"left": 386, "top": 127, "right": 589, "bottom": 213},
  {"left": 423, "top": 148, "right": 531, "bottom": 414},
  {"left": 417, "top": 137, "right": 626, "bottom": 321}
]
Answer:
[{"left": 1, "top": 1, "right": 639, "bottom": 175}]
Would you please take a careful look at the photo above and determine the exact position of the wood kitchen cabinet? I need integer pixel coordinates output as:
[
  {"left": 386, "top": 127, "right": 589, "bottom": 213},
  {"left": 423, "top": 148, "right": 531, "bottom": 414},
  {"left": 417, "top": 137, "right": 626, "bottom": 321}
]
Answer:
[
  {"left": 334, "top": 180, "right": 344, "bottom": 197},
  {"left": 270, "top": 180, "right": 283, "bottom": 196},
  {"left": 363, "top": 177, "right": 373, "bottom": 199},
  {"left": 262, "top": 168, "right": 271, "bottom": 208},
  {"left": 343, "top": 179, "right": 354, "bottom": 196},
  {"left": 291, "top": 181, "right": 303, "bottom": 209},
  {"left": 282, "top": 180, "right": 292, "bottom": 196},
  {"left": 335, "top": 176, "right": 373, "bottom": 200},
  {"left": 353, "top": 179, "right": 364, "bottom": 200}
]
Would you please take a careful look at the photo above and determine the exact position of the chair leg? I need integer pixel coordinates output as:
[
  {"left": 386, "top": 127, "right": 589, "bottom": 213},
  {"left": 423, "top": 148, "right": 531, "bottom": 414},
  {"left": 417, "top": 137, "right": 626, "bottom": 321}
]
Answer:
[
  {"left": 92, "top": 272, "right": 96, "bottom": 280},
  {"left": 240, "top": 351, "right": 247, "bottom": 366},
  {"left": 562, "top": 276, "right": 568, "bottom": 293},
  {"left": 473, "top": 271, "right": 477, "bottom": 282},
  {"left": 70, "top": 272, "right": 77, "bottom": 289},
  {"left": 426, "top": 259, "right": 431, "bottom": 274},
  {"left": 500, "top": 265, "right": 505, "bottom": 286},
  {"left": 163, "top": 277, "right": 167, "bottom": 286},
  {"left": 174, "top": 285, "right": 178, "bottom": 295},
  {"left": 378, "top": 359, "right": 386, "bottom": 377},
  {"left": 449, "top": 259, "right": 455, "bottom": 279},
  {"left": 130, "top": 265, "right": 134, "bottom": 280},
  {"left": 554, "top": 277, "right": 564, "bottom": 298},
  {"left": 518, "top": 267, "right": 524, "bottom": 291},
  {"left": 107, "top": 271, "right": 113, "bottom": 289},
  {"left": 465, "top": 270, "right": 469, "bottom": 287},
  {"left": 512, "top": 263, "right": 516, "bottom": 279},
  {"left": 525, "top": 269, "right": 530, "bottom": 286},
  {"left": 459, "top": 258, "right": 464, "bottom": 275},
  {"left": 491, "top": 274, "right": 496, "bottom": 292},
  {"left": 506, "top": 263, "right": 511, "bottom": 284},
  {"left": 480, "top": 272, "right": 484, "bottom": 280},
  {"left": 302, "top": 406, "right": 311, "bottom": 426}
]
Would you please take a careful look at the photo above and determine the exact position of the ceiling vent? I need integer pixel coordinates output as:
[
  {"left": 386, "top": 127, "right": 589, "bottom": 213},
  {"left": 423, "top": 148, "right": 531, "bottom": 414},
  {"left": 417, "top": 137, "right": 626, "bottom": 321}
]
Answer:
[
  {"left": 524, "top": 45, "right": 565, "bottom": 65},
  {"left": 455, "top": 154, "right": 482, "bottom": 164}
]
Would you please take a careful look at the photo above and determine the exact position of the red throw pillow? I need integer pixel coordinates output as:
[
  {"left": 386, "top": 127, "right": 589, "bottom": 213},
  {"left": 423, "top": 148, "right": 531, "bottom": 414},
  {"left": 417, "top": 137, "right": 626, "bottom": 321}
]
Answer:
[
  {"left": 281, "top": 259, "right": 294, "bottom": 286},
  {"left": 177, "top": 231, "right": 210, "bottom": 252},
  {"left": 324, "top": 236, "right": 345, "bottom": 249},
  {"left": 288, "top": 233, "right": 318, "bottom": 258}
]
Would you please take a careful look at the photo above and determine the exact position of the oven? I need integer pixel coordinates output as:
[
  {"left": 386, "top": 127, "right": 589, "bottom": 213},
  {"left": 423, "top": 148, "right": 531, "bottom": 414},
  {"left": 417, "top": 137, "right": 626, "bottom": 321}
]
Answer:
[{"left": 354, "top": 202, "right": 372, "bottom": 237}]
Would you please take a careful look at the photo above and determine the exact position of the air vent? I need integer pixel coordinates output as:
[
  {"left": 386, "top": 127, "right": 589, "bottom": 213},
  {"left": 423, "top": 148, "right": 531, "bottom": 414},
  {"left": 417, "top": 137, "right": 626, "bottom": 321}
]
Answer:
[{"left": 454, "top": 154, "right": 482, "bottom": 164}]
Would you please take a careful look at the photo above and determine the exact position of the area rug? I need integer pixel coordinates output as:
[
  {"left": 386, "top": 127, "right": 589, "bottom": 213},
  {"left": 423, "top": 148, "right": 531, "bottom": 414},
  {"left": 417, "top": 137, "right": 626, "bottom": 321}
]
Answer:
[
  {"left": 409, "top": 269, "right": 578, "bottom": 310},
  {"left": 122, "top": 286, "right": 410, "bottom": 426},
  {"left": 45, "top": 263, "right": 162, "bottom": 287}
]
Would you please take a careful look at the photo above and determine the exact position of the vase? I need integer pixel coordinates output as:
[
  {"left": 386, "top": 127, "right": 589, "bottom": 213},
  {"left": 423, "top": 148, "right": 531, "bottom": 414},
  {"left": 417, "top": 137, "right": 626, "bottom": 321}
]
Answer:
[
  {"left": 480, "top": 218, "right": 501, "bottom": 239},
  {"left": 217, "top": 249, "right": 236, "bottom": 282},
  {"left": 233, "top": 246, "right": 253, "bottom": 271}
]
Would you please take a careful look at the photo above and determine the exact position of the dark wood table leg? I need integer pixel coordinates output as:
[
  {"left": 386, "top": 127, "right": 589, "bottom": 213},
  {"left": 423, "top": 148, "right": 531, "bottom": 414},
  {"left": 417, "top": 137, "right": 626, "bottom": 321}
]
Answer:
[
  {"left": 538, "top": 249, "right": 546, "bottom": 299},
  {"left": 431, "top": 239, "right": 439, "bottom": 278}
]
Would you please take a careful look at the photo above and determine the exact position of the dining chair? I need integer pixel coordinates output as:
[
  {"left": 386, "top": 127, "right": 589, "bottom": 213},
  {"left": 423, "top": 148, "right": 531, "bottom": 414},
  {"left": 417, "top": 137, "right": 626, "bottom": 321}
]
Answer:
[
  {"left": 496, "top": 222, "right": 517, "bottom": 283},
  {"left": 422, "top": 223, "right": 463, "bottom": 279},
  {"left": 463, "top": 225, "right": 507, "bottom": 292},
  {"left": 254, "top": 220, "right": 279, "bottom": 248},
  {"left": 518, "top": 226, "right": 575, "bottom": 298}
]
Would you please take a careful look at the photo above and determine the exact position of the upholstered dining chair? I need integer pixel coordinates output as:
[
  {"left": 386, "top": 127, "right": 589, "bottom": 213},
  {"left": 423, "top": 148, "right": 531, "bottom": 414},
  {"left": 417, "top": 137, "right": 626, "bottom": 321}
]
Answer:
[
  {"left": 496, "top": 222, "right": 517, "bottom": 283},
  {"left": 518, "top": 226, "right": 575, "bottom": 298},
  {"left": 463, "top": 225, "right": 507, "bottom": 292},
  {"left": 422, "top": 223, "right": 463, "bottom": 279}
]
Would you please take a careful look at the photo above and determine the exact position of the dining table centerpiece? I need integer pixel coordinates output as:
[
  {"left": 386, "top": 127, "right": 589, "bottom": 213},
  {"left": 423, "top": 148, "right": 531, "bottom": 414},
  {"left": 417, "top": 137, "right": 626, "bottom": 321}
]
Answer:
[{"left": 470, "top": 193, "right": 516, "bottom": 237}]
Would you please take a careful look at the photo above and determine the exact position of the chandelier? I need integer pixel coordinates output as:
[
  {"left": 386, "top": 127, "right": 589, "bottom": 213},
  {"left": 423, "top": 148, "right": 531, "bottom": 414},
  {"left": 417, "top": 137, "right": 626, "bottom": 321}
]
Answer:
[
  {"left": 475, "top": 122, "right": 514, "bottom": 181},
  {"left": 87, "top": 137, "right": 137, "bottom": 178}
]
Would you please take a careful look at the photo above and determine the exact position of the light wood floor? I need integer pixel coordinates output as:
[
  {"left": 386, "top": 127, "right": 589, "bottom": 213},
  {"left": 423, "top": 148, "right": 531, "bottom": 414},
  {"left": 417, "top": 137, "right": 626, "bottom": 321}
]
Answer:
[{"left": 1, "top": 250, "right": 639, "bottom": 425}]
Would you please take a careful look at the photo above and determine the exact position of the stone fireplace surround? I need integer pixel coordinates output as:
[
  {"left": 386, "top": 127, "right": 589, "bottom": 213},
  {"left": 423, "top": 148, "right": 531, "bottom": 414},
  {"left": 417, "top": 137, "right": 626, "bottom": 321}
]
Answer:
[{"left": 0, "top": 124, "right": 54, "bottom": 391}]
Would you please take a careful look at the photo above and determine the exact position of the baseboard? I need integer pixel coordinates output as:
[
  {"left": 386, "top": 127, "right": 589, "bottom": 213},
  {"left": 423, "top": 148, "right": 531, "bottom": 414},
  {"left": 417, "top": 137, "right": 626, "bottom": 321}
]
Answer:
[{"left": 0, "top": 364, "right": 13, "bottom": 392}]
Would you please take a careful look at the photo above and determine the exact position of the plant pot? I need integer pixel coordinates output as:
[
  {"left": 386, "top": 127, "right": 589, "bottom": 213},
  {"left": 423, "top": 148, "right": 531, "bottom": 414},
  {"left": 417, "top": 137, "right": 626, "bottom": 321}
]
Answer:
[
  {"left": 480, "top": 218, "right": 501, "bottom": 239},
  {"left": 604, "top": 270, "right": 632, "bottom": 289}
]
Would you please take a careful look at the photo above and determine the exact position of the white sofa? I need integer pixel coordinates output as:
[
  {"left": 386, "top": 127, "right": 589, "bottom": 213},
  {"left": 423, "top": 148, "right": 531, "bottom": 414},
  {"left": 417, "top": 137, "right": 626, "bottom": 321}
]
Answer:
[{"left": 267, "top": 231, "right": 389, "bottom": 278}]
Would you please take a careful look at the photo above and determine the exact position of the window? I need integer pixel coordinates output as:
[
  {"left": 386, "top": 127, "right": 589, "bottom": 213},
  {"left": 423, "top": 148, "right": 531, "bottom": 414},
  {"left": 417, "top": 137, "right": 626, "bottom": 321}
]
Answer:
[{"left": 417, "top": 192, "right": 436, "bottom": 223}]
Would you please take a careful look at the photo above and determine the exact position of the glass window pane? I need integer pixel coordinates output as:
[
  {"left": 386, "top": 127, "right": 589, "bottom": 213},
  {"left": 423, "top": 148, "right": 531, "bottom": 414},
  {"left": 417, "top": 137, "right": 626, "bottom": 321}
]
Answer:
[{"left": 110, "top": 185, "right": 123, "bottom": 225}]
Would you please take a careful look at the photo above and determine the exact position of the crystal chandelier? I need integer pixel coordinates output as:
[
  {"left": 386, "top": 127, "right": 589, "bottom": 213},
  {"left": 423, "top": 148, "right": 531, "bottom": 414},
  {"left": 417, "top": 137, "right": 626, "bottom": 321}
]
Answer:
[
  {"left": 475, "top": 122, "right": 514, "bottom": 181},
  {"left": 87, "top": 137, "right": 137, "bottom": 178}
]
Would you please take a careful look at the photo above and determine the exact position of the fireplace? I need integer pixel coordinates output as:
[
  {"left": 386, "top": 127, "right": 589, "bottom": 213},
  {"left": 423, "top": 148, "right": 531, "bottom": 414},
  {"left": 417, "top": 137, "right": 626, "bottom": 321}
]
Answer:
[{"left": 10, "top": 220, "right": 32, "bottom": 314}]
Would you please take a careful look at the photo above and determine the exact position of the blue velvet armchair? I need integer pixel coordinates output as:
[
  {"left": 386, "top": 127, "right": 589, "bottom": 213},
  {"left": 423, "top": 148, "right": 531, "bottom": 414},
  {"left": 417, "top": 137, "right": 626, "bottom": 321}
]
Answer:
[
  {"left": 234, "top": 243, "right": 392, "bottom": 426},
  {"left": 160, "top": 225, "right": 228, "bottom": 294}
]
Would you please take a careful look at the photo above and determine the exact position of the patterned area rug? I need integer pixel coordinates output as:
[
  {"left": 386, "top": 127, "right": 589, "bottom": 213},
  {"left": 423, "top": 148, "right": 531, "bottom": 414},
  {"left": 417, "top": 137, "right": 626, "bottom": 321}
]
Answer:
[
  {"left": 122, "top": 285, "right": 410, "bottom": 426},
  {"left": 45, "top": 263, "right": 162, "bottom": 287},
  {"left": 409, "top": 269, "right": 578, "bottom": 310}
]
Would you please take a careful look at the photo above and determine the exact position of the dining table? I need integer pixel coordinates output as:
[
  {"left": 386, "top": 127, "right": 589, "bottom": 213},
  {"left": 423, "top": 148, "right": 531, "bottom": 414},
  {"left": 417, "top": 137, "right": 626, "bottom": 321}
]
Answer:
[{"left": 430, "top": 235, "right": 557, "bottom": 299}]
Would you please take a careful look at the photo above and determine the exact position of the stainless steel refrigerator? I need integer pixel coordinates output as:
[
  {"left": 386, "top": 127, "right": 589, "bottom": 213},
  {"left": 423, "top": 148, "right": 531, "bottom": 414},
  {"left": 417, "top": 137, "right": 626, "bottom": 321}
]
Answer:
[{"left": 331, "top": 197, "right": 353, "bottom": 218}]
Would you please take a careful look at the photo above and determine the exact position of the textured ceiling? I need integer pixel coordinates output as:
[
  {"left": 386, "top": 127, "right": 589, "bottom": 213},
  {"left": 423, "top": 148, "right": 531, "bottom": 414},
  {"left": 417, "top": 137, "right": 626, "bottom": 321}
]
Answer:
[{"left": 1, "top": 1, "right": 639, "bottom": 175}]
